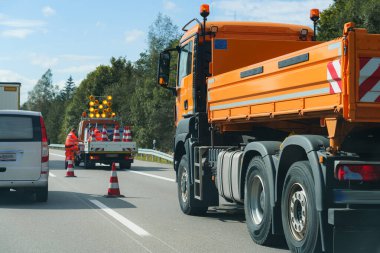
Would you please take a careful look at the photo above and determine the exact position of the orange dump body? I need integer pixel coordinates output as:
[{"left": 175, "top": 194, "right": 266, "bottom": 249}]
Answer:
[{"left": 207, "top": 27, "right": 380, "bottom": 128}]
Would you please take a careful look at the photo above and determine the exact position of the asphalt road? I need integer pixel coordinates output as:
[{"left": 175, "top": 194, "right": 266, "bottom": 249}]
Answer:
[{"left": 0, "top": 149, "right": 289, "bottom": 253}]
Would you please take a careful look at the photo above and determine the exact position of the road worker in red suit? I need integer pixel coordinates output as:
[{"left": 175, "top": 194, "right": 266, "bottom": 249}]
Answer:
[
  {"left": 94, "top": 128, "right": 102, "bottom": 141},
  {"left": 65, "top": 127, "right": 79, "bottom": 164}
]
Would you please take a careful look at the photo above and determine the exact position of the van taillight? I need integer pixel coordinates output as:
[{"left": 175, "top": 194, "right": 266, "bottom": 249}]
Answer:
[
  {"left": 40, "top": 116, "right": 49, "bottom": 163},
  {"left": 336, "top": 164, "right": 380, "bottom": 181}
]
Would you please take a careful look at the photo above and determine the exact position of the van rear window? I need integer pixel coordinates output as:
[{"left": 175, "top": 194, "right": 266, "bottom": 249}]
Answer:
[{"left": 0, "top": 115, "right": 41, "bottom": 142}]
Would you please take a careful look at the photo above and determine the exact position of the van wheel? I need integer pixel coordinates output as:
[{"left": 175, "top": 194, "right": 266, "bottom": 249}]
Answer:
[
  {"left": 177, "top": 155, "right": 208, "bottom": 215},
  {"left": 245, "top": 157, "right": 276, "bottom": 245},
  {"left": 281, "top": 161, "right": 321, "bottom": 253},
  {"left": 36, "top": 186, "right": 48, "bottom": 202}
]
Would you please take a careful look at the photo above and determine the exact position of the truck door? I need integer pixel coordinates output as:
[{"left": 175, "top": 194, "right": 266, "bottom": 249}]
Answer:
[{"left": 176, "top": 39, "right": 194, "bottom": 123}]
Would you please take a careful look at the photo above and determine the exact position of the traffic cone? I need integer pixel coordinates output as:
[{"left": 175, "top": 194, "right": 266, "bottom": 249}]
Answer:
[
  {"left": 122, "top": 126, "right": 132, "bottom": 142},
  {"left": 90, "top": 128, "right": 97, "bottom": 142},
  {"left": 101, "top": 125, "right": 109, "bottom": 141},
  {"left": 105, "top": 163, "right": 124, "bottom": 197},
  {"left": 65, "top": 159, "right": 76, "bottom": 177},
  {"left": 113, "top": 125, "right": 120, "bottom": 142}
]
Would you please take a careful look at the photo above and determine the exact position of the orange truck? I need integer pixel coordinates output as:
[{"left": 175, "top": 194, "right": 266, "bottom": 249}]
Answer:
[{"left": 157, "top": 5, "right": 380, "bottom": 253}]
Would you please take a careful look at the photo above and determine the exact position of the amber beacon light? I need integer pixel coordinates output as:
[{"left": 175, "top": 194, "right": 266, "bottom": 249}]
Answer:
[
  {"left": 310, "top": 9, "right": 320, "bottom": 22},
  {"left": 310, "top": 8, "right": 320, "bottom": 41},
  {"left": 200, "top": 4, "right": 209, "bottom": 18}
]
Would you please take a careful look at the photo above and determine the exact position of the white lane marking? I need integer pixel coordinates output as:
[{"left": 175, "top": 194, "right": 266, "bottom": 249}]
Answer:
[
  {"left": 89, "top": 199, "right": 150, "bottom": 237},
  {"left": 49, "top": 172, "right": 56, "bottom": 177},
  {"left": 128, "top": 170, "right": 175, "bottom": 182},
  {"left": 50, "top": 152, "right": 65, "bottom": 158}
]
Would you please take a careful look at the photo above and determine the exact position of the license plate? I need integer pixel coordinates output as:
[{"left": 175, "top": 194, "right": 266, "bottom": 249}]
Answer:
[
  {"left": 105, "top": 154, "right": 118, "bottom": 158},
  {"left": 0, "top": 153, "right": 16, "bottom": 161}
]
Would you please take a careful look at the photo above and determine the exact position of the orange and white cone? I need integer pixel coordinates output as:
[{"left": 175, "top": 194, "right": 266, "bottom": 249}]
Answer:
[
  {"left": 113, "top": 125, "right": 120, "bottom": 142},
  {"left": 90, "top": 129, "right": 97, "bottom": 142},
  {"left": 65, "top": 159, "right": 76, "bottom": 177},
  {"left": 101, "top": 125, "right": 108, "bottom": 141},
  {"left": 122, "top": 126, "right": 132, "bottom": 142},
  {"left": 105, "top": 163, "right": 124, "bottom": 197}
]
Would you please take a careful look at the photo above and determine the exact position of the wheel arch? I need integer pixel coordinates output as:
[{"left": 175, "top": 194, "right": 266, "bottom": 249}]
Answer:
[
  {"left": 241, "top": 141, "right": 281, "bottom": 206},
  {"left": 275, "top": 135, "right": 329, "bottom": 211}
]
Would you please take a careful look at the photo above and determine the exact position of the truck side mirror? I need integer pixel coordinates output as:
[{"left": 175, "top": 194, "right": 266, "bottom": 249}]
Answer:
[{"left": 157, "top": 51, "right": 171, "bottom": 88}]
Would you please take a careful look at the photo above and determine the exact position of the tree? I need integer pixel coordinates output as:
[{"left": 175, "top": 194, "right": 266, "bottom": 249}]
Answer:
[
  {"left": 318, "top": 0, "right": 380, "bottom": 41},
  {"left": 60, "top": 76, "right": 76, "bottom": 101},
  {"left": 24, "top": 69, "right": 63, "bottom": 143},
  {"left": 25, "top": 69, "right": 57, "bottom": 114},
  {"left": 129, "top": 14, "right": 180, "bottom": 150}
]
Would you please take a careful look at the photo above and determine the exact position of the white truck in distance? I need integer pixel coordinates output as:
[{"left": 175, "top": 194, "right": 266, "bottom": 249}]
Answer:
[
  {"left": 76, "top": 118, "right": 137, "bottom": 170},
  {"left": 0, "top": 82, "right": 21, "bottom": 110}
]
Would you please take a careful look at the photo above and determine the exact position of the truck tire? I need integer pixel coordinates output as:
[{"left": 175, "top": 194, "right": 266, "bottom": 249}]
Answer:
[
  {"left": 245, "top": 156, "right": 276, "bottom": 245},
  {"left": 177, "top": 155, "right": 208, "bottom": 215},
  {"left": 74, "top": 157, "right": 80, "bottom": 166},
  {"left": 120, "top": 161, "right": 131, "bottom": 170},
  {"left": 281, "top": 161, "right": 321, "bottom": 253},
  {"left": 84, "top": 156, "right": 94, "bottom": 169},
  {"left": 36, "top": 186, "right": 48, "bottom": 202}
]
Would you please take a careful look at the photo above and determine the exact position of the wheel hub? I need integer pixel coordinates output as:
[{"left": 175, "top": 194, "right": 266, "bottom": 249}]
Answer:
[
  {"left": 250, "top": 175, "right": 265, "bottom": 225},
  {"left": 288, "top": 183, "right": 307, "bottom": 241},
  {"left": 180, "top": 168, "right": 188, "bottom": 203}
]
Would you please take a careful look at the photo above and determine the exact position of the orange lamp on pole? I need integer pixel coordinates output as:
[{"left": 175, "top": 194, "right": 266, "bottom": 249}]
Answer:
[
  {"left": 200, "top": 4, "right": 209, "bottom": 18},
  {"left": 310, "top": 8, "right": 320, "bottom": 41}
]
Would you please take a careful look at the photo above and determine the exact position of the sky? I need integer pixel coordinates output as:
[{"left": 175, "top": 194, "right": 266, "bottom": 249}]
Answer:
[{"left": 0, "top": 0, "right": 333, "bottom": 104}]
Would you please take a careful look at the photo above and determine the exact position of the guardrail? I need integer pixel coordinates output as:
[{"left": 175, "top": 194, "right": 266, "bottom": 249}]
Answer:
[
  {"left": 49, "top": 144, "right": 65, "bottom": 149},
  {"left": 137, "top": 148, "right": 173, "bottom": 162},
  {"left": 49, "top": 144, "right": 173, "bottom": 162}
]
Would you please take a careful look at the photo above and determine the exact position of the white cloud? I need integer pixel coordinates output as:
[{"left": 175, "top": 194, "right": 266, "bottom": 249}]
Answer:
[
  {"left": 29, "top": 53, "right": 59, "bottom": 68},
  {"left": 124, "top": 29, "right": 144, "bottom": 43},
  {"left": 163, "top": 0, "right": 178, "bottom": 11},
  {"left": 56, "top": 64, "right": 97, "bottom": 74},
  {"left": 1, "top": 29, "right": 34, "bottom": 38},
  {"left": 96, "top": 21, "right": 106, "bottom": 29},
  {"left": 211, "top": 0, "right": 332, "bottom": 25},
  {"left": 0, "top": 17, "right": 45, "bottom": 28},
  {"left": 59, "top": 54, "right": 102, "bottom": 62},
  {"left": 0, "top": 69, "right": 38, "bottom": 104},
  {"left": 42, "top": 6, "right": 56, "bottom": 17},
  {"left": 0, "top": 15, "right": 45, "bottom": 39}
]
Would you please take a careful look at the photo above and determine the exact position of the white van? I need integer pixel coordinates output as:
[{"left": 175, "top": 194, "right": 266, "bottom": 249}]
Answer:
[{"left": 0, "top": 110, "right": 49, "bottom": 202}]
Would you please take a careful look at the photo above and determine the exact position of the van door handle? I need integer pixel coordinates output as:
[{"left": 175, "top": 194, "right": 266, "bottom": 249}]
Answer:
[
  {"left": 0, "top": 167, "right": 6, "bottom": 172},
  {"left": 184, "top": 100, "right": 188, "bottom": 110}
]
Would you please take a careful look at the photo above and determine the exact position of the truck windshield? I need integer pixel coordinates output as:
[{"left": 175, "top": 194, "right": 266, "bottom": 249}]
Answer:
[{"left": 177, "top": 41, "right": 193, "bottom": 87}]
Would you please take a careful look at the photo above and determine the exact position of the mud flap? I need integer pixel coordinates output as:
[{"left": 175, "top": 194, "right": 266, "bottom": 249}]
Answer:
[{"left": 328, "top": 209, "right": 380, "bottom": 253}]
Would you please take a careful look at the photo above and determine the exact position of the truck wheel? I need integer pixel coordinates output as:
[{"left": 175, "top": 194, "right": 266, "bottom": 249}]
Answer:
[
  {"left": 74, "top": 158, "right": 80, "bottom": 166},
  {"left": 120, "top": 161, "right": 131, "bottom": 170},
  {"left": 177, "top": 155, "right": 208, "bottom": 215},
  {"left": 84, "top": 157, "right": 94, "bottom": 169},
  {"left": 36, "top": 186, "right": 48, "bottom": 202},
  {"left": 245, "top": 157, "right": 275, "bottom": 245},
  {"left": 281, "top": 161, "right": 321, "bottom": 253}
]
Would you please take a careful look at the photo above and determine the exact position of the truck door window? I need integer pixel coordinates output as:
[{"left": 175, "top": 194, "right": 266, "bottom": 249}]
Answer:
[{"left": 178, "top": 41, "right": 193, "bottom": 87}]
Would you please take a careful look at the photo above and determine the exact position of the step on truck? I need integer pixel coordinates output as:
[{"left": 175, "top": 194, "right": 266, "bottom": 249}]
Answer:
[
  {"left": 76, "top": 95, "right": 137, "bottom": 169},
  {"left": 157, "top": 5, "right": 380, "bottom": 253}
]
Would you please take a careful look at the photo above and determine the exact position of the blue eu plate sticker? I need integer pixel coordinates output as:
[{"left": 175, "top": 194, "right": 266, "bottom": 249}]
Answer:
[{"left": 214, "top": 39, "right": 227, "bottom": 50}]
